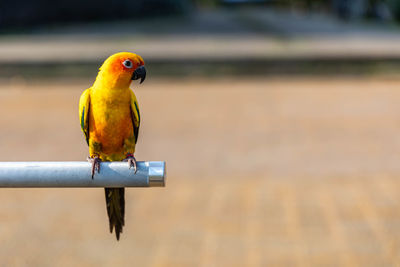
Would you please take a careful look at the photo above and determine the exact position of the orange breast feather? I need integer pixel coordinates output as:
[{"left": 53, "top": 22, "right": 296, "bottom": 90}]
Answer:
[{"left": 89, "top": 88, "right": 133, "bottom": 158}]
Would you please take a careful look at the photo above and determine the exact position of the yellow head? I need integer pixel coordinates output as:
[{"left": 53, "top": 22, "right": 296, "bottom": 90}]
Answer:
[{"left": 94, "top": 52, "right": 146, "bottom": 89}]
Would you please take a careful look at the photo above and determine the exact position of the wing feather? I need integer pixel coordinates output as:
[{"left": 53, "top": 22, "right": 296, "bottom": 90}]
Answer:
[
  {"left": 129, "top": 90, "right": 140, "bottom": 144},
  {"left": 79, "top": 88, "right": 91, "bottom": 145}
]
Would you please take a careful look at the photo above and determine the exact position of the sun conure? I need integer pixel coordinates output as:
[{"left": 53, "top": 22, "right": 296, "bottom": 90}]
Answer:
[{"left": 78, "top": 52, "right": 146, "bottom": 240}]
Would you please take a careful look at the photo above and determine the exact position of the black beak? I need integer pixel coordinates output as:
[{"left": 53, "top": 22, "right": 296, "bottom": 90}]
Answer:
[{"left": 132, "top": 66, "right": 146, "bottom": 84}]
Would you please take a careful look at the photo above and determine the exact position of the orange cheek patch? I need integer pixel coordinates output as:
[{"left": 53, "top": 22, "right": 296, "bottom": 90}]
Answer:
[{"left": 108, "top": 61, "right": 123, "bottom": 75}]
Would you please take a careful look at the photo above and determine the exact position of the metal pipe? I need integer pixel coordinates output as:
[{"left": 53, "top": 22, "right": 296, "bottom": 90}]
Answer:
[{"left": 0, "top": 161, "right": 166, "bottom": 188}]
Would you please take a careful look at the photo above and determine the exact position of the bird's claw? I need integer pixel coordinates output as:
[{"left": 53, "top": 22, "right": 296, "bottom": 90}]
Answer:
[
  {"left": 124, "top": 155, "right": 137, "bottom": 174},
  {"left": 87, "top": 156, "right": 101, "bottom": 179}
]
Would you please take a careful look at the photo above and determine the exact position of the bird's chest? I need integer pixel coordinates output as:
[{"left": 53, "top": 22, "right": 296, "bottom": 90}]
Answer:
[{"left": 90, "top": 91, "right": 132, "bottom": 141}]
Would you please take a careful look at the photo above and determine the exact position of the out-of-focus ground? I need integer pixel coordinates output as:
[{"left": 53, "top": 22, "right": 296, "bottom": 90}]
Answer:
[{"left": 0, "top": 78, "right": 400, "bottom": 266}]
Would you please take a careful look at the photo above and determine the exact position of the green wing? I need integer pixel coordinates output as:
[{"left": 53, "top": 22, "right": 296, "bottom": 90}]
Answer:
[
  {"left": 129, "top": 89, "right": 141, "bottom": 144},
  {"left": 79, "top": 88, "right": 91, "bottom": 145}
]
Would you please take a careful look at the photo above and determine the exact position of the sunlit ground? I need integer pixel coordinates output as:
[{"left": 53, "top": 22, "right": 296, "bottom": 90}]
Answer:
[{"left": 0, "top": 77, "right": 399, "bottom": 266}]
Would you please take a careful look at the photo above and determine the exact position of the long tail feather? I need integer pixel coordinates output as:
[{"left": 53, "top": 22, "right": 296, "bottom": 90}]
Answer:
[{"left": 105, "top": 188, "right": 125, "bottom": 240}]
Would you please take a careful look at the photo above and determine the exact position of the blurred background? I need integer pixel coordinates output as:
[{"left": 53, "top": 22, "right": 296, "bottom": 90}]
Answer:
[{"left": 1, "top": 0, "right": 400, "bottom": 266}]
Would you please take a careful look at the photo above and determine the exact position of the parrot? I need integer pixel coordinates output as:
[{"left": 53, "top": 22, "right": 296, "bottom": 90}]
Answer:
[{"left": 78, "top": 52, "right": 146, "bottom": 240}]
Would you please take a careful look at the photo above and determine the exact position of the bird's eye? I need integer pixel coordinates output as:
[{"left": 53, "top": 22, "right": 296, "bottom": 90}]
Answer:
[{"left": 122, "top": 59, "right": 133, "bottom": 68}]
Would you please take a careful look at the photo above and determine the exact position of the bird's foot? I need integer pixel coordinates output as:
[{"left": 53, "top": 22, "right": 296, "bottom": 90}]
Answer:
[
  {"left": 124, "top": 154, "right": 137, "bottom": 174},
  {"left": 87, "top": 156, "right": 101, "bottom": 179}
]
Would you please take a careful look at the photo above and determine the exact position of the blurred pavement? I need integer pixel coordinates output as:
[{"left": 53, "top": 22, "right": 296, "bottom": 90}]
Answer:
[{"left": 0, "top": 78, "right": 399, "bottom": 266}]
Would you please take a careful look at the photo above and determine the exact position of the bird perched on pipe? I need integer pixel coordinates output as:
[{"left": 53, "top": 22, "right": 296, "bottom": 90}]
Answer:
[{"left": 79, "top": 52, "right": 145, "bottom": 240}]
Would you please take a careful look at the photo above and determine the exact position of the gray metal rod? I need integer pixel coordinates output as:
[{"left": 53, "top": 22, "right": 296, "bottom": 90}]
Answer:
[{"left": 0, "top": 161, "right": 165, "bottom": 188}]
